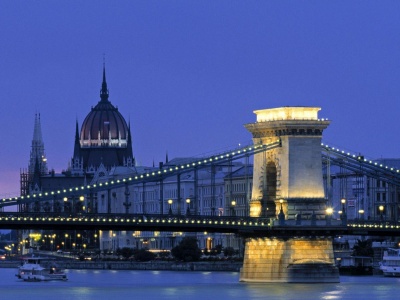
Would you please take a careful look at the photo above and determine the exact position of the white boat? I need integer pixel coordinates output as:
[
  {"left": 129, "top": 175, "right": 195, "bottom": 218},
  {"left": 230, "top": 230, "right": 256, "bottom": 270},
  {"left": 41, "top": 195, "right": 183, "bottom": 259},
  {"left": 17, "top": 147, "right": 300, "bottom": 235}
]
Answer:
[
  {"left": 379, "top": 248, "right": 400, "bottom": 277},
  {"left": 16, "top": 256, "right": 68, "bottom": 281}
]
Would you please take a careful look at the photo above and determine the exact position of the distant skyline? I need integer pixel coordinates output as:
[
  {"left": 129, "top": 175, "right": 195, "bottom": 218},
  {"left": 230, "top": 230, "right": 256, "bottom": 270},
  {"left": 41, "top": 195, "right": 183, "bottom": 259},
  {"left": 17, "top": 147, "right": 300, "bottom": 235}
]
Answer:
[{"left": 1, "top": 1, "right": 400, "bottom": 197}]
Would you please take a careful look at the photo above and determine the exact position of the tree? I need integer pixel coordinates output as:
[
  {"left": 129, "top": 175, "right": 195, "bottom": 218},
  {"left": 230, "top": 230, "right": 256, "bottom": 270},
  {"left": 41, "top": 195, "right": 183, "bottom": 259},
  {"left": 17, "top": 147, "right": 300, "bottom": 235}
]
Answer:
[
  {"left": 213, "top": 244, "right": 223, "bottom": 255},
  {"left": 119, "top": 247, "right": 135, "bottom": 260},
  {"left": 171, "top": 237, "right": 202, "bottom": 262},
  {"left": 223, "top": 246, "right": 235, "bottom": 257},
  {"left": 352, "top": 239, "right": 373, "bottom": 257},
  {"left": 134, "top": 248, "right": 156, "bottom": 262}
]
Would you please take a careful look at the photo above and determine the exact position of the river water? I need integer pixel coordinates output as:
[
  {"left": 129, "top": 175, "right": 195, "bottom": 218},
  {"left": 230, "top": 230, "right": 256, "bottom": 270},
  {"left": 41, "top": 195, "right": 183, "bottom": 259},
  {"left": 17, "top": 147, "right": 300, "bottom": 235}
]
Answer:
[{"left": 1, "top": 268, "right": 400, "bottom": 300}]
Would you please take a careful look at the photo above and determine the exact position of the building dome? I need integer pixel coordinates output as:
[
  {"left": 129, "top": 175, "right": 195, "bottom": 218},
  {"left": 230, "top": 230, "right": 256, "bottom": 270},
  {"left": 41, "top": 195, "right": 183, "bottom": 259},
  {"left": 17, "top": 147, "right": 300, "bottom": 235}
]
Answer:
[{"left": 80, "top": 67, "right": 129, "bottom": 148}]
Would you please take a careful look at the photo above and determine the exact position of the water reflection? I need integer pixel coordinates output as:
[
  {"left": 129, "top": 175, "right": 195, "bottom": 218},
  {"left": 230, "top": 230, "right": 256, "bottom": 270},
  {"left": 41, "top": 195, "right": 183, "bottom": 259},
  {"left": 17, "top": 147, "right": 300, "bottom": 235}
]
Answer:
[{"left": 1, "top": 268, "right": 400, "bottom": 299}]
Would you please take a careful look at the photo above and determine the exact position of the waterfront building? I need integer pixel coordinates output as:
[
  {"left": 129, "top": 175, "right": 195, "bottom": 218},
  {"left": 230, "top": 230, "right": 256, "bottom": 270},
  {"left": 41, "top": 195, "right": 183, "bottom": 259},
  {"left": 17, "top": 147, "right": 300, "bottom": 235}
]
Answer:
[
  {"left": 96, "top": 159, "right": 247, "bottom": 253},
  {"left": 324, "top": 159, "right": 400, "bottom": 221}
]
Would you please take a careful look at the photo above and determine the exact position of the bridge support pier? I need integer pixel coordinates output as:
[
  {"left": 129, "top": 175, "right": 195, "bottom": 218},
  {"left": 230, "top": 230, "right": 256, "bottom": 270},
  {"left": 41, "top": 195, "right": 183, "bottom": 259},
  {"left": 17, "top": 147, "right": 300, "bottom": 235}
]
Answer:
[{"left": 239, "top": 237, "right": 339, "bottom": 283}]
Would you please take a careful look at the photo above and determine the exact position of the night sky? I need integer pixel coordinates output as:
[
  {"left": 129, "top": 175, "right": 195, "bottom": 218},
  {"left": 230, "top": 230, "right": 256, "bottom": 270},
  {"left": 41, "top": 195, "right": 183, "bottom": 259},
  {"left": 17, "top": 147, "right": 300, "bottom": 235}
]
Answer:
[{"left": 1, "top": 1, "right": 400, "bottom": 197}]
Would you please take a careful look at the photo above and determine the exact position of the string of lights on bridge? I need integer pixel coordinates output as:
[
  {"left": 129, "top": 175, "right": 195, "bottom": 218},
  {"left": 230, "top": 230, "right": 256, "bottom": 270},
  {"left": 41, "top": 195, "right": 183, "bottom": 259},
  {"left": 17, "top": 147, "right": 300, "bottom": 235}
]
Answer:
[
  {"left": 1, "top": 213, "right": 400, "bottom": 235},
  {"left": 0, "top": 214, "right": 269, "bottom": 231},
  {"left": 321, "top": 143, "right": 400, "bottom": 173},
  {"left": 348, "top": 222, "right": 400, "bottom": 230},
  {"left": 1, "top": 141, "right": 280, "bottom": 206}
]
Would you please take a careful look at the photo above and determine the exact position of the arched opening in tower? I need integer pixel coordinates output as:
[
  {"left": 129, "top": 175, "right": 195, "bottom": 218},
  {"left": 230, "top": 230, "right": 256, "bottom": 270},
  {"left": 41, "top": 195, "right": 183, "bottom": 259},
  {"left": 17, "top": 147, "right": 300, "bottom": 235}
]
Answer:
[{"left": 266, "top": 161, "right": 277, "bottom": 217}]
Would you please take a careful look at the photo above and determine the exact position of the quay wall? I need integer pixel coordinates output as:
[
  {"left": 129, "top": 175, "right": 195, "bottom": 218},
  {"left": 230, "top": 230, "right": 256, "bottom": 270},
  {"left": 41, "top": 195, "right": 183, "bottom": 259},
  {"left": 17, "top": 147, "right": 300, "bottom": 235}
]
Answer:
[{"left": 0, "top": 260, "right": 242, "bottom": 272}]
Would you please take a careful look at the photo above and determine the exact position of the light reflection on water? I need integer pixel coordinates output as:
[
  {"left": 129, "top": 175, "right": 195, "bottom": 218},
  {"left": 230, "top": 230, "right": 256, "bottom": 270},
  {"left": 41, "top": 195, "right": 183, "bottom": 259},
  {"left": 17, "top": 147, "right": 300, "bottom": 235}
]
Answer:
[{"left": 1, "top": 268, "right": 400, "bottom": 299}]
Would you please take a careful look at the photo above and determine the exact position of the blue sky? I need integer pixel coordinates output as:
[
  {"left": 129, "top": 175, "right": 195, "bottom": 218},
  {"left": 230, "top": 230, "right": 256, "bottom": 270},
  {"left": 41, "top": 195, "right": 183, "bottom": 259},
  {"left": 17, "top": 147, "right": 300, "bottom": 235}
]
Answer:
[{"left": 1, "top": 1, "right": 400, "bottom": 197}]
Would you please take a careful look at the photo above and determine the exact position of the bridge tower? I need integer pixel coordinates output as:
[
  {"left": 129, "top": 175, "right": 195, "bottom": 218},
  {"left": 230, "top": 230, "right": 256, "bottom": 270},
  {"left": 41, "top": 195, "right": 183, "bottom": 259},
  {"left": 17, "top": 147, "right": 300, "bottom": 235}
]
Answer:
[{"left": 240, "top": 106, "right": 339, "bottom": 283}]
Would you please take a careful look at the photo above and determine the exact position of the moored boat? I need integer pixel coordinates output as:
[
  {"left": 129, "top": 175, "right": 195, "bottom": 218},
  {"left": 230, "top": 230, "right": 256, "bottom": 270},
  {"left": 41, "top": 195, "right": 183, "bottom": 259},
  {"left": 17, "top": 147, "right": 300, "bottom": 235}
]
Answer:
[
  {"left": 16, "top": 255, "right": 68, "bottom": 281},
  {"left": 379, "top": 248, "right": 400, "bottom": 277}
]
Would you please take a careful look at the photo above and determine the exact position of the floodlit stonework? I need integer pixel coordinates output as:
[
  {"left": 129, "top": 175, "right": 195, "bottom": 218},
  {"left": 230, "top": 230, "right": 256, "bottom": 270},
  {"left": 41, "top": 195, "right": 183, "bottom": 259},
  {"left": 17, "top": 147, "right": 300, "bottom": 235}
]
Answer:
[
  {"left": 245, "top": 106, "right": 330, "bottom": 219},
  {"left": 241, "top": 106, "right": 339, "bottom": 283},
  {"left": 239, "top": 237, "right": 339, "bottom": 283}
]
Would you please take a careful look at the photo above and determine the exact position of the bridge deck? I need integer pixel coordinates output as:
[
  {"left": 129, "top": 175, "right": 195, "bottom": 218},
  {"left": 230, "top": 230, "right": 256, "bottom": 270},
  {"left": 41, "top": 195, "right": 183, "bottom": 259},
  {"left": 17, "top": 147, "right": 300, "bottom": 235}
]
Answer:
[{"left": 0, "top": 212, "right": 399, "bottom": 237}]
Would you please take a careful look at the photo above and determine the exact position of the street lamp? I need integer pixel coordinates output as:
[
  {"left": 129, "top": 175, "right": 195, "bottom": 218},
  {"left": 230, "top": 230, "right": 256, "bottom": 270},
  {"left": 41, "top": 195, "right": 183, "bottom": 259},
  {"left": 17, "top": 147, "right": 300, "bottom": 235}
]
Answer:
[
  {"left": 341, "top": 198, "right": 346, "bottom": 213},
  {"left": 79, "top": 196, "right": 85, "bottom": 213},
  {"left": 63, "top": 197, "right": 68, "bottom": 213},
  {"left": 326, "top": 207, "right": 333, "bottom": 225},
  {"left": 278, "top": 199, "right": 285, "bottom": 226},
  {"left": 379, "top": 205, "right": 384, "bottom": 221},
  {"left": 77, "top": 233, "right": 81, "bottom": 251},
  {"left": 64, "top": 234, "right": 68, "bottom": 250},
  {"left": 340, "top": 198, "right": 347, "bottom": 225},
  {"left": 231, "top": 200, "right": 236, "bottom": 217},
  {"left": 358, "top": 209, "right": 365, "bottom": 221},
  {"left": 168, "top": 199, "right": 173, "bottom": 215},
  {"left": 186, "top": 198, "right": 191, "bottom": 216}
]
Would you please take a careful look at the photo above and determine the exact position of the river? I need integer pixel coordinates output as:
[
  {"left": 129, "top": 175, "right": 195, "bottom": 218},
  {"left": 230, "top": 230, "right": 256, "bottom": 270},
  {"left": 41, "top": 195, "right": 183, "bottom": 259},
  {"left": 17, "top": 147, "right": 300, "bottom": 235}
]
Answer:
[{"left": 1, "top": 268, "right": 400, "bottom": 299}]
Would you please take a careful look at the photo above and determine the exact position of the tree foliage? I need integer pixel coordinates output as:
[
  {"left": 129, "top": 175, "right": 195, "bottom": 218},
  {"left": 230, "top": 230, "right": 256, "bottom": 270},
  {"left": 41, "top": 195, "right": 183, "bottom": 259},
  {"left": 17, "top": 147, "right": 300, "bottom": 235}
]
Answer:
[
  {"left": 352, "top": 239, "right": 373, "bottom": 257},
  {"left": 134, "top": 248, "right": 156, "bottom": 262},
  {"left": 118, "top": 247, "right": 136, "bottom": 259},
  {"left": 171, "top": 237, "right": 202, "bottom": 262},
  {"left": 223, "top": 246, "right": 235, "bottom": 257}
]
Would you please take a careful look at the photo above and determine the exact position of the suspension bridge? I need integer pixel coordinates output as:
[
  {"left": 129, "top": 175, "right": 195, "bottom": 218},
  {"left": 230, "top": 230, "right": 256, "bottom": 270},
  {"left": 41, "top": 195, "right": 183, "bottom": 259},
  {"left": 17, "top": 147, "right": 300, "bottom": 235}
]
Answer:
[{"left": 1, "top": 106, "right": 399, "bottom": 283}]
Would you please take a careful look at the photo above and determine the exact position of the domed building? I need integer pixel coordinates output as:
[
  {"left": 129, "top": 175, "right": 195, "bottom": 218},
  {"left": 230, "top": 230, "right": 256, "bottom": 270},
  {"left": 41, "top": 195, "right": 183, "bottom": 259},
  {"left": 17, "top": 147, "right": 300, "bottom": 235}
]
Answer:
[
  {"left": 70, "top": 66, "right": 135, "bottom": 175},
  {"left": 20, "top": 65, "right": 135, "bottom": 212}
]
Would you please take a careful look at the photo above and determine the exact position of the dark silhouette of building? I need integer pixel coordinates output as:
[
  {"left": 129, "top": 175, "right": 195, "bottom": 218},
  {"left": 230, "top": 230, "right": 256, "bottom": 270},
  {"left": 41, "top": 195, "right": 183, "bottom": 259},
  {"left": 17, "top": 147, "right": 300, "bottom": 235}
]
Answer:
[{"left": 20, "top": 65, "right": 135, "bottom": 213}]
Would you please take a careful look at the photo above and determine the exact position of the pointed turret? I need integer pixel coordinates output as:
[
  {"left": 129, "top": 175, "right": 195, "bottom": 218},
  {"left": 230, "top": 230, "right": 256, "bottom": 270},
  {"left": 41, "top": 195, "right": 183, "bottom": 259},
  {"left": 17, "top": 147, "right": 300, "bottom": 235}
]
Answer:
[
  {"left": 123, "top": 121, "right": 134, "bottom": 166},
  {"left": 28, "top": 113, "right": 48, "bottom": 176},
  {"left": 73, "top": 120, "right": 81, "bottom": 158},
  {"left": 127, "top": 121, "right": 133, "bottom": 154},
  {"left": 31, "top": 156, "right": 41, "bottom": 190},
  {"left": 71, "top": 119, "right": 84, "bottom": 175},
  {"left": 100, "top": 63, "right": 109, "bottom": 102},
  {"left": 33, "top": 113, "right": 43, "bottom": 144}
]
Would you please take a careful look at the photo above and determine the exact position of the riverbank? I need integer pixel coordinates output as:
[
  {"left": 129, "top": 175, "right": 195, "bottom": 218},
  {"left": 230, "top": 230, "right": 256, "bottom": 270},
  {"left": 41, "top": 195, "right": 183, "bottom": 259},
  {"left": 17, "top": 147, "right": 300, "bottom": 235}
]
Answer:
[{"left": 0, "top": 260, "right": 242, "bottom": 272}]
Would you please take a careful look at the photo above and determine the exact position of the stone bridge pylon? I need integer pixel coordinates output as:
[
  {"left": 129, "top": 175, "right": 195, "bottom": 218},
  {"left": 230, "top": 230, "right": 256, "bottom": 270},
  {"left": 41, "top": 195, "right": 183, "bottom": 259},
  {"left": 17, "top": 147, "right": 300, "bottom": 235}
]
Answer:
[
  {"left": 245, "top": 106, "right": 330, "bottom": 220},
  {"left": 240, "top": 106, "right": 339, "bottom": 283}
]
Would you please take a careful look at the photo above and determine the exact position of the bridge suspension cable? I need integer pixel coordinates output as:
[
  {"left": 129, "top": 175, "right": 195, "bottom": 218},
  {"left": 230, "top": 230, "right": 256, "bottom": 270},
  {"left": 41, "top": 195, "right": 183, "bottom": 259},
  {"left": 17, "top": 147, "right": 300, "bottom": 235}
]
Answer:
[
  {"left": 1, "top": 140, "right": 281, "bottom": 208},
  {"left": 321, "top": 143, "right": 400, "bottom": 186}
]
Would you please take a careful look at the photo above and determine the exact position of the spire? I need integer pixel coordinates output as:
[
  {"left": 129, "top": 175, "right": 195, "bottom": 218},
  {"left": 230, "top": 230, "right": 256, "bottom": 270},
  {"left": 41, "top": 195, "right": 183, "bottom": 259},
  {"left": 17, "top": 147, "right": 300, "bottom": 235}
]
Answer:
[
  {"left": 100, "top": 62, "right": 109, "bottom": 102},
  {"left": 127, "top": 121, "right": 133, "bottom": 153},
  {"left": 33, "top": 113, "right": 43, "bottom": 143},
  {"left": 32, "top": 156, "right": 41, "bottom": 189},
  {"left": 73, "top": 119, "right": 81, "bottom": 158},
  {"left": 126, "top": 121, "right": 135, "bottom": 166},
  {"left": 29, "top": 113, "right": 48, "bottom": 176}
]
